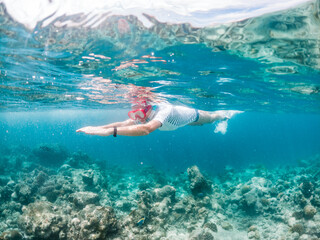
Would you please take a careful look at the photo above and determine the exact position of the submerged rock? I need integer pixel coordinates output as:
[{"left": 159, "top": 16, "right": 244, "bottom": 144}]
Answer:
[
  {"left": 248, "top": 230, "right": 260, "bottom": 239},
  {"left": 173, "top": 201, "right": 187, "bottom": 214},
  {"left": 0, "top": 229, "right": 23, "bottom": 240},
  {"left": 19, "top": 200, "right": 117, "bottom": 240},
  {"left": 204, "top": 222, "right": 218, "bottom": 232},
  {"left": 32, "top": 144, "right": 68, "bottom": 167},
  {"left": 247, "top": 225, "right": 260, "bottom": 239},
  {"left": 68, "top": 205, "right": 118, "bottom": 240},
  {"left": 138, "top": 182, "right": 153, "bottom": 191},
  {"left": 69, "top": 191, "right": 100, "bottom": 209},
  {"left": 189, "top": 229, "right": 214, "bottom": 240},
  {"left": 236, "top": 177, "right": 274, "bottom": 215},
  {"left": 291, "top": 223, "right": 305, "bottom": 235},
  {"left": 300, "top": 181, "right": 314, "bottom": 198},
  {"left": 150, "top": 197, "right": 173, "bottom": 219},
  {"left": 152, "top": 185, "right": 176, "bottom": 202},
  {"left": 303, "top": 205, "right": 317, "bottom": 219},
  {"left": 137, "top": 190, "right": 153, "bottom": 211},
  {"left": 34, "top": 171, "right": 49, "bottom": 187},
  {"left": 82, "top": 170, "right": 94, "bottom": 186},
  {"left": 221, "top": 221, "right": 233, "bottom": 230},
  {"left": 14, "top": 183, "right": 33, "bottom": 204},
  {"left": 187, "top": 166, "right": 212, "bottom": 196},
  {"left": 34, "top": 170, "right": 79, "bottom": 203},
  {"left": 65, "top": 151, "right": 93, "bottom": 169},
  {"left": 19, "top": 201, "right": 68, "bottom": 239}
]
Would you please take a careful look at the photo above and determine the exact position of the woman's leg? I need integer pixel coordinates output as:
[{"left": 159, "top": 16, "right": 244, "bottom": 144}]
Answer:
[{"left": 188, "top": 110, "right": 225, "bottom": 126}]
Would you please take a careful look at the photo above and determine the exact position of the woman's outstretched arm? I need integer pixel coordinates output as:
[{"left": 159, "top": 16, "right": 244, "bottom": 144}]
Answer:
[{"left": 76, "top": 120, "right": 161, "bottom": 137}]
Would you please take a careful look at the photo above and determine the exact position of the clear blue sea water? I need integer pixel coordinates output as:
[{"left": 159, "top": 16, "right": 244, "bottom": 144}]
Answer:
[
  {"left": 1, "top": 0, "right": 320, "bottom": 173},
  {"left": 1, "top": 1, "right": 320, "bottom": 239},
  {"left": 1, "top": 110, "right": 320, "bottom": 175}
]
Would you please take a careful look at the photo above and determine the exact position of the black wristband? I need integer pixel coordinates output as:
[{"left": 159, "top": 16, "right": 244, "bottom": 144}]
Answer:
[{"left": 113, "top": 126, "right": 117, "bottom": 137}]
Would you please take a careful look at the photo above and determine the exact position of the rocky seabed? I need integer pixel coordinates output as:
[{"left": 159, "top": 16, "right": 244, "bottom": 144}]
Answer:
[{"left": 0, "top": 144, "right": 320, "bottom": 240}]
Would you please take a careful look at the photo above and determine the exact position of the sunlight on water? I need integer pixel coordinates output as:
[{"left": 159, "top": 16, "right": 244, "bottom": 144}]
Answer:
[{"left": 0, "top": 0, "right": 319, "bottom": 112}]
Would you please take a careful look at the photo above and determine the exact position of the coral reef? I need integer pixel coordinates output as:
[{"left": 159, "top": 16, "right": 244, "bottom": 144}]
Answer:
[
  {"left": 68, "top": 205, "right": 118, "bottom": 239},
  {"left": 19, "top": 201, "right": 69, "bottom": 239},
  {"left": 69, "top": 192, "right": 100, "bottom": 208},
  {"left": 0, "top": 144, "right": 320, "bottom": 239},
  {"left": 187, "top": 165, "right": 212, "bottom": 196},
  {"left": 32, "top": 144, "right": 68, "bottom": 167},
  {"left": 303, "top": 205, "right": 317, "bottom": 219}
]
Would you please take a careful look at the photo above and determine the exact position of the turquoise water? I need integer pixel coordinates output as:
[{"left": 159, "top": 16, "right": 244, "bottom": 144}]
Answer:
[
  {"left": 1, "top": 110, "right": 320, "bottom": 174},
  {"left": 1, "top": 1, "right": 320, "bottom": 239}
]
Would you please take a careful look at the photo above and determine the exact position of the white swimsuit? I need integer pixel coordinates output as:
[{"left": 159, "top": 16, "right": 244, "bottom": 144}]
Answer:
[{"left": 137, "top": 103, "right": 199, "bottom": 131}]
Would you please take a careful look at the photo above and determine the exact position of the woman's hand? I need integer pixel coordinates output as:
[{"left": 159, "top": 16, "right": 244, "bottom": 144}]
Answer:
[{"left": 76, "top": 126, "right": 113, "bottom": 136}]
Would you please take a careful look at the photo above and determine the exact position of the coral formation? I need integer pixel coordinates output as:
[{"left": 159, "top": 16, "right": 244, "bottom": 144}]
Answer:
[
  {"left": 68, "top": 205, "right": 118, "bottom": 239},
  {"left": 300, "top": 180, "right": 314, "bottom": 198},
  {"left": 19, "top": 201, "right": 68, "bottom": 239},
  {"left": 187, "top": 165, "right": 212, "bottom": 196},
  {"left": 69, "top": 192, "right": 100, "bottom": 208},
  {"left": 303, "top": 205, "right": 317, "bottom": 219},
  {"left": 32, "top": 144, "right": 68, "bottom": 167},
  {"left": 0, "top": 144, "right": 320, "bottom": 239},
  {"left": 291, "top": 223, "right": 305, "bottom": 235}
]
